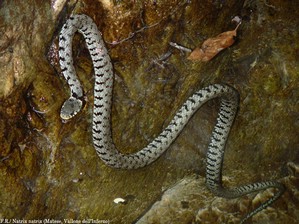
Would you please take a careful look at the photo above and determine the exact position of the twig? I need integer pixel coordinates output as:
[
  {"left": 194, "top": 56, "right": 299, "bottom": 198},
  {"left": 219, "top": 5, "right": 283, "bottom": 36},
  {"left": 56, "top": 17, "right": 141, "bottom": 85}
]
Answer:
[
  {"left": 107, "top": 22, "right": 160, "bottom": 45},
  {"left": 169, "top": 42, "right": 192, "bottom": 53}
]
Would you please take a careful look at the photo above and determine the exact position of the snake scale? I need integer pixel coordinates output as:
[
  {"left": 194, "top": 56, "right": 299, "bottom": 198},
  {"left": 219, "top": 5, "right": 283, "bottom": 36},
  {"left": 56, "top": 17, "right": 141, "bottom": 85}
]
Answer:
[{"left": 58, "top": 14, "right": 285, "bottom": 223}]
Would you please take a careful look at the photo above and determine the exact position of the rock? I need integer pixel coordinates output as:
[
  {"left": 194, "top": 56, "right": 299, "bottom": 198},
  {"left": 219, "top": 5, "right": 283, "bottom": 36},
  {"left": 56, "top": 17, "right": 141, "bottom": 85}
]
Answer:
[{"left": 0, "top": 0, "right": 298, "bottom": 223}]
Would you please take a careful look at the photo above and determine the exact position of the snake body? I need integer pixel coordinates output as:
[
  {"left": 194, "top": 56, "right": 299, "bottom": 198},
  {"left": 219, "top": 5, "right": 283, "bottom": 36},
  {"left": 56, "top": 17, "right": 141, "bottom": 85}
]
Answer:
[{"left": 58, "top": 14, "right": 284, "bottom": 223}]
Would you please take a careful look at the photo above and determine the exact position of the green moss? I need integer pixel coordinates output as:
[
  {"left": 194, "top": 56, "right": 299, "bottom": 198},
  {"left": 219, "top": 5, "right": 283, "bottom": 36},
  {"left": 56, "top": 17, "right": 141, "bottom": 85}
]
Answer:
[{"left": 1, "top": 0, "right": 298, "bottom": 223}]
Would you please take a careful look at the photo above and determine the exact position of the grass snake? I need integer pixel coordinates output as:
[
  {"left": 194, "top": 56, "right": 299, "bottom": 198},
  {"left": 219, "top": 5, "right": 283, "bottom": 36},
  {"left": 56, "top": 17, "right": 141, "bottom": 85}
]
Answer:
[{"left": 58, "top": 14, "right": 285, "bottom": 223}]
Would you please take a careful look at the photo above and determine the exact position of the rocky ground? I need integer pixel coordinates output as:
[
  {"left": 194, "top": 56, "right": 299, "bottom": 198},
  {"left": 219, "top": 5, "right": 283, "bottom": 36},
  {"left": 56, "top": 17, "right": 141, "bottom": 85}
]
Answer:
[{"left": 0, "top": 0, "right": 298, "bottom": 223}]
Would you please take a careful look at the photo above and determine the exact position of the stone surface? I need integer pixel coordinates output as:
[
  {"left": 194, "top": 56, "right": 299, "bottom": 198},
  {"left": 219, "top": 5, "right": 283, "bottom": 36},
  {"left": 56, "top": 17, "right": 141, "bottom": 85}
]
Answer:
[
  {"left": 0, "top": 0, "right": 298, "bottom": 223},
  {"left": 136, "top": 171, "right": 298, "bottom": 224}
]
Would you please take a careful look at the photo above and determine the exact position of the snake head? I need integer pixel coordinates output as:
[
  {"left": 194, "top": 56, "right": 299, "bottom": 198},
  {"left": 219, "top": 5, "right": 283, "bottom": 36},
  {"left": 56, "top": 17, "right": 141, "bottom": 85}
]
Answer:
[{"left": 60, "top": 97, "right": 83, "bottom": 120}]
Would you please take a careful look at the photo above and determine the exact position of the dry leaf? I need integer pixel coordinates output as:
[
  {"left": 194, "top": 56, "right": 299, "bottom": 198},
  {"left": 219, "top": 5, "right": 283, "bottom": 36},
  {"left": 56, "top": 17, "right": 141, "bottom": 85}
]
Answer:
[{"left": 188, "top": 23, "right": 240, "bottom": 62}]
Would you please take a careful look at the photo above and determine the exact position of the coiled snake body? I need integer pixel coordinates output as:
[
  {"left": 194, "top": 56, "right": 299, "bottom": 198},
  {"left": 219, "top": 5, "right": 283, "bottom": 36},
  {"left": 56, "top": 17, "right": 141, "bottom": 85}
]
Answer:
[{"left": 58, "top": 14, "right": 284, "bottom": 223}]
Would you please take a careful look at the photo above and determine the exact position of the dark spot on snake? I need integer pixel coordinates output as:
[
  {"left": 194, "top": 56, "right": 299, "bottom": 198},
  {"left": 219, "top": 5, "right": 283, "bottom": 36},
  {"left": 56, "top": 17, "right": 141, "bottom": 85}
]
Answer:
[
  {"left": 207, "top": 157, "right": 217, "bottom": 164},
  {"left": 87, "top": 39, "right": 96, "bottom": 45},
  {"left": 149, "top": 144, "right": 157, "bottom": 148},
  {"left": 91, "top": 52, "right": 99, "bottom": 56},
  {"left": 214, "top": 130, "right": 223, "bottom": 136},
  {"left": 171, "top": 121, "right": 178, "bottom": 126},
  {"left": 95, "top": 65, "right": 105, "bottom": 69},
  {"left": 188, "top": 98, "right": 196, "bottom": 104},
  {"left": 94, "top": 142, "right": 104, "bottom": 148},
  {"left": 154, "top": 139, "right": 162, "bottom": 143},
  {"left": 92, "top": 128, "right": 101, "bottom": 134},
  {"left": 218, "top": 116, "right": 227, "bottom": 124},
  {"left": 211, "top": 136, "right": 221, "bottom": 142},
  {"left": 71, "top": 92, "right": 78, "bottom": 98},
  {"left": 95, "top": 73, "right": 105, "bottom": 77},
  {"left": 100, "top": 157, "right": 110, "bottom": 162},
  {"left": 59, "top": 57, "right": 65, "bottom": 61},
  {"left": 93, "top": 120, "right": 102, "bottom": 125},
  {"left": 81, "top": 27, "right": 88, "bottom": 32},
  {"left": 215, "top": 124, "right": 225, "bottom": 130},
  {"left": 176, "top": 114, "right": 183, "bottom": 119},
  {"left": 206, "top": 167, "right": 215, "bottom": 174},
  {"left": 93, "top": 136, "right": 102, "bottom": 141},
  {"left": 139, "top": 152, "right": 146, "bottom": 157},
  {"left": 104, "top": 66, "right": 112, "bottom": 72},
  {"left": 60, "top": 36, "right": 66, "bottom": 41},
  {"left": 94, "top": 58, "right": 104, "bottom": 63},
  {"left": 183, "top": 104, "right": 189, "bottom": 111},
  {"left": 220, "top": 113, "right": 229, "bottom": 121},
  {"left": 95, "top": 88, "right": 104, "bottom": 93},
  {"left": 94, "top": 104, "right": 104, "bottom": 108},
  {"left": 96, "top": 81, "right": 105, "bottom": 85},
  {"left": 134, "top": 155, "right": 140, "bottom": 160},
  {"left": 95, "top": 95, "right": 103, "bottom": 100},
  {"left": 97, "top": 151, "right": 107, "bottom": 155},
  {"left": 221, "top": 108, "right": 230, "bottom": 114},
  {"left": 194, "top": 92, "right": 203, "bottom": 98}
]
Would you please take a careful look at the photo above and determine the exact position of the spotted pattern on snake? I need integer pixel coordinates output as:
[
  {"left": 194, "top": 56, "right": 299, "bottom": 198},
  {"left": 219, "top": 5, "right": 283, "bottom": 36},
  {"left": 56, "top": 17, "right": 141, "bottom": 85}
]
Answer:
[{"left": 58, "top": 14, "right": 285, "bottom": 223}]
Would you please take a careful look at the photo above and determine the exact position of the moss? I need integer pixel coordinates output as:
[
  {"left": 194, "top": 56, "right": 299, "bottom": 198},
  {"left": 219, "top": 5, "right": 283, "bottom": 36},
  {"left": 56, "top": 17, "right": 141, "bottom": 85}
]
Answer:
[{"left": 0, "top": 0, "right": 298, "bottom": 223}]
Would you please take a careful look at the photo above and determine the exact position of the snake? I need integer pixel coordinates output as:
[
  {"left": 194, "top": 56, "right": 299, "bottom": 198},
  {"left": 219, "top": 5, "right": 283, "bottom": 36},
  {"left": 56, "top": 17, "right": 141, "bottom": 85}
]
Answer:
[{"left": 58, "top": 14, "right": 285, "bottom": 223}]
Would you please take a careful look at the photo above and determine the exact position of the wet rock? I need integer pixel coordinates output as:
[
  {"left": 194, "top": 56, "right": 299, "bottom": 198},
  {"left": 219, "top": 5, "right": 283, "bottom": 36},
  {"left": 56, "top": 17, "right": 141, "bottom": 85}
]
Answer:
[
  {"left": 136, "top": 171, "right": 298, "bottom": 224},
  {"left": 0, "top": 0, "right": 298, "bottom": 223}
]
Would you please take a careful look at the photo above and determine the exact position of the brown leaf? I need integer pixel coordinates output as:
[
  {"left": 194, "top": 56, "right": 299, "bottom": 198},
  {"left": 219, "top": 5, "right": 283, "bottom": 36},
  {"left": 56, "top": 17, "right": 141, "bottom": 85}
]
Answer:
[{"left": 188, "top": 23, "right": 240, "bottom": 62}]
